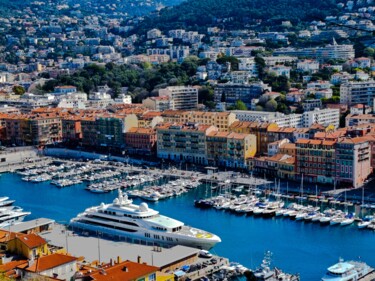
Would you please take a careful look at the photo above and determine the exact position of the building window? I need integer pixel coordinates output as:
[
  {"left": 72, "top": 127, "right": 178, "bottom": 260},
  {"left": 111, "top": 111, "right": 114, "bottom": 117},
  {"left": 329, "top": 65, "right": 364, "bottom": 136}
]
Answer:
[{"left": 149, "top": 274, "right": 156, "bottom": 281}]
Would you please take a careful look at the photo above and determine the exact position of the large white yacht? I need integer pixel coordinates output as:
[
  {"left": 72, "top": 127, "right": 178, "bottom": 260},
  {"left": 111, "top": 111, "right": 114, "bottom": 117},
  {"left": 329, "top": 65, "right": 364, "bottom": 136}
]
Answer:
[
  {"left": 0, "top": 207, "right": 31, "bottom": 228},
  {"left": 69, "top": 190, "right": 221, "bottom": 250},
  {"left": 321, "top": 258, "right": 373, "bottom": 281}
]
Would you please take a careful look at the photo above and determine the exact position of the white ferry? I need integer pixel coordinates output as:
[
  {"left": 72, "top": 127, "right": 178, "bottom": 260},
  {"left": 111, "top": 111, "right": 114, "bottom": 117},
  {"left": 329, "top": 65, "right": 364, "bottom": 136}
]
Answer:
[
  {"left": 70, "top": 190, "right": 221, "bottom": 250},
  {"left": 322, "top": 258, "right": 373, "bottom": 281}
]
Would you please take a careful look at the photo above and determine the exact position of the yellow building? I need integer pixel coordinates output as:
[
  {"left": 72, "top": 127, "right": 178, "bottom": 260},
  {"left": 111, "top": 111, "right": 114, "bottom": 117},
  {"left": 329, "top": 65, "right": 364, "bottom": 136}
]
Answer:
[
  {"left": 137, "top": 112, "right": 164, "bottom": 128},
  {"left": 0, "top": 230, "right": 49, "bottom": 261},
  {"left": 229, "top": 121, "right": 278, "bottom": 156},
  {"left": 156, "top": 123, "right": 218, "bottom": 165},
  {"left": 180, "top": 111, "right": 238, "bottom": 131},
  {"left": 207, "top": 131, "right": 256, "bottom": 168},
  {"left": 10, "top": 233, "right": 49, "bottom": 259}
]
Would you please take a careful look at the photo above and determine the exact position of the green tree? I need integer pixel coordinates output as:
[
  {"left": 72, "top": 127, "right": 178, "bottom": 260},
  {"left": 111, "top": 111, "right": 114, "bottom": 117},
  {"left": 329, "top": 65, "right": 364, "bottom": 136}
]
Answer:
[
  {"left": 234, "top": 100, "right": 248, "bottom": 110},
  {"left": 216, "top": 56, "right": 239, "bottom": 71},
  {"left": 255, "top": 56, "right": 266, "bottom": 79},
  {"left": 265, "top": 99, "right": 278, "bottom": 112},
  {"left": 198, "top": 86, "right": 214, "bottom": 105},
  {"left": 364, "top": 47, "right": 375, "bottom": 57},
  {"left": 12, "top": 85, "right": 26, "bottom": 95}
]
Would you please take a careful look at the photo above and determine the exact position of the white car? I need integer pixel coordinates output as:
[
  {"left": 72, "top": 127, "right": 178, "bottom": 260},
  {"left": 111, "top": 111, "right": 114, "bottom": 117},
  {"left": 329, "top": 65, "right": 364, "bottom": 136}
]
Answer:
[{"left": 199, "top": 250, "right": 213, "bottom": 258}]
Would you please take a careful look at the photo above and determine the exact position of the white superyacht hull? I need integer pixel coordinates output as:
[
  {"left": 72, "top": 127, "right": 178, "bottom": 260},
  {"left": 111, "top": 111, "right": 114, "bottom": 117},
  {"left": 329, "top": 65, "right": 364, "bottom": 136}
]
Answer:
[{"left": 69, "top": 221, "right": 218, "bottom": 250}]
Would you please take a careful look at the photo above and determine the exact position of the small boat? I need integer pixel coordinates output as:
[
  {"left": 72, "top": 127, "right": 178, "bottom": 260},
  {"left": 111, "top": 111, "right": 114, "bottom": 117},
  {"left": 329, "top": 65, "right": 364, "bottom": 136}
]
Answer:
[
  {"left": 295, "top": 212, "right": 307, "bottom": 221},
  {"left": 340, "top": 214, "right": 355, "bottom": 226},
  {"left": 358, "top": 216, "right": 374, "bottom": 229},
  {"left": 358, "top": 221, "right": 371, "bottom": 229},
  {"left": 320, "top": 216, "right": 332, "bottom": 224},
  {"left": 89, "top": 187, "right": 109, "bottom": 193},
  {"left": 275, "top": 209, "right": 287, "bottom": 216},
  {"left": 330, "top": 216, "right": 344, "bottom": 226}
]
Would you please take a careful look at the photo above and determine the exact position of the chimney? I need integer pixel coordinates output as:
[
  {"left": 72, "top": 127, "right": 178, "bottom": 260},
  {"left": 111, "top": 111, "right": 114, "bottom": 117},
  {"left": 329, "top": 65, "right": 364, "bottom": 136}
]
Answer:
[
  {"left": 110, "top": 258, "right": 113, "bottom": 266},
  {"left": 137, "top": 256, "right": 142, "bottom": 264},
  {"left": 117, "top": 256, "right": 121, "bottom": 264}
]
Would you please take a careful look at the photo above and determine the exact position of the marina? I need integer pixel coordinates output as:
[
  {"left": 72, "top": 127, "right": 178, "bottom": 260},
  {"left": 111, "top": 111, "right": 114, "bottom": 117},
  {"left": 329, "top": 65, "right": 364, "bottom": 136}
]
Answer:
[{"left": 0, "top": 167, "right": 375, "bottom": 280}]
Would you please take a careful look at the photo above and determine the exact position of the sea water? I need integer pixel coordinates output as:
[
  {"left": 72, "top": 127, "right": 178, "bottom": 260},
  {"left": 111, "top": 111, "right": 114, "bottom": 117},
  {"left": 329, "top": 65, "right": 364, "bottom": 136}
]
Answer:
[{"left": 1, "top": 172, "right": 375, "bottom": 280}]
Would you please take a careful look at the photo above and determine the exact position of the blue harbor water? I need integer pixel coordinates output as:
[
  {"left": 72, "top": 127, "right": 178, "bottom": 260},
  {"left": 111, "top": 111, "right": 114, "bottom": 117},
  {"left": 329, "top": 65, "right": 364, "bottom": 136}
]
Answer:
[{"left": 1, "top": 172, "right": 375, "bottom": 280}]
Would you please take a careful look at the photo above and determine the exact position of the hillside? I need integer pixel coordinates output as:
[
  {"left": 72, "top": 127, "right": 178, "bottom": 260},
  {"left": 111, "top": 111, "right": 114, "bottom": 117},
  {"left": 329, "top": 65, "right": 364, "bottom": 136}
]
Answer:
[{"left": 133, "top": 0, "right": 341, "bottom": 32}]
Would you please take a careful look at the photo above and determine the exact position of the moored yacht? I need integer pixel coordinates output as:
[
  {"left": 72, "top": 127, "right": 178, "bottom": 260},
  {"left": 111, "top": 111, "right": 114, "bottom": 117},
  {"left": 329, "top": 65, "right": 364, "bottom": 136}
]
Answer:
[
  {"left": 70, "top": 190, "right": 221, "bottom": 250},
  {"left": 0, "top": 208, "right": 30, "bottom": 228},
  {"left": 321, "top": 258, "right": 373, "bottom": 281}
]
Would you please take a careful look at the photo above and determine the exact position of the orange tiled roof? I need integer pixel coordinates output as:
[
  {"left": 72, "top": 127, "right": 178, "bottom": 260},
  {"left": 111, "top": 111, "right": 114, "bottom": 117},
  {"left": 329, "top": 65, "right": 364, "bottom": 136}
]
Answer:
[
  {"left": 207, "top": 131, "right": 230, "bottom": 138},
  {"left": 17, "top": 233, "right": 46, "bottom": 249},
  {"left": 127, "top": 127, "right": 155, "bottom": 134},
  {"left": 338, "top": 136, "right": 370, "bottom": 144},
  {"left": 0, "top": 260, "right": 28, "bottom": 273},
  {"left": 25, "top": 254, "right": 77, "bottom": 273},
  {"left": 87, "top": 260, "right": 158, "bottom": 281}
]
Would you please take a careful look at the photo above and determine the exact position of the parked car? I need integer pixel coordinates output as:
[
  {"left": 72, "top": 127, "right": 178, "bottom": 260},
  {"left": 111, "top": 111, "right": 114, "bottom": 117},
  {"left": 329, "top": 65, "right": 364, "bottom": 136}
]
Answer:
[{"left": 199, "top": 250, "right": 213, "bottom": 258}]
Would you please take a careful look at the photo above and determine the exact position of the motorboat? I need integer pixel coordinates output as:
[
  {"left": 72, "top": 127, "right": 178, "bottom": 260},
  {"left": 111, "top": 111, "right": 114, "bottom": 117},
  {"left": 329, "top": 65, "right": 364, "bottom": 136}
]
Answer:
[{"left": 321, "top": 258, "right": 373, "bottom": 281}]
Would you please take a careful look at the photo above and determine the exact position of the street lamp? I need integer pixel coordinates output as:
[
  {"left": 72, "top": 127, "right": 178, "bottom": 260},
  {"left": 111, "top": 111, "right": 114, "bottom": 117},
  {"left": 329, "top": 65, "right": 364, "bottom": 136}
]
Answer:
[
  {"left": 57, "top": 221, "right": 69, "bottom": 254},
  {"left": 97, "top": 231, "right": 101, "bottom": 264}
]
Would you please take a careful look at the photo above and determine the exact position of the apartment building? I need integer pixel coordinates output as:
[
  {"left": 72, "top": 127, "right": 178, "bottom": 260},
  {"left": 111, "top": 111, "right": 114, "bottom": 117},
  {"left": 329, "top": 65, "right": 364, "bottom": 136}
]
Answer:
[
  {"left": 340, "top": 80, "right": 375, "bottom": 107},
  {"left": 335, "top": 137, "right": 372, "bottom": 188},
  {"left": 81, "top": 114, "right": 138, "bottom": 149},
  {"left": 125, "top": 127, "right": 157, "bottom": 155},
  {"left": 229, "top": 121, "right": 278, "bottom": 155},
  {"left": 2, "top": 114, "right": 62, "bottom": 145},
  {"left": 206, "top": 131, "right": 256, "bottom": 168},
  {"left": 62, "top": 117, "right": 82, "bottom": 143},
  {"left": 158, "top": 86, "right": 198, "bottom": 110},
  {"left": 142, "top": 96, "right": 174, "bottom": 111},
  {"left": 295, "top": 139, "right": 337, "bottom": 184},
  {"left": 156, "top": 123, "right": 217, "bottom": 165},
  {"left": 214, "top": 83, "right": 270, "bottom": 107},
  {"left": 232, "top": 110, "right": 304, "bottom": 128},
  {"left": 302, "top": 108, "right": 340, "bottom": 128},
  {"left": 179, "top": 111, "right": 237, "bottom": 131},
  {"left": 345, "top": 114, "right": 375, "bottom": 127},
  {"left": 274, "top": 43, "right": 354, "bottom": 60}
]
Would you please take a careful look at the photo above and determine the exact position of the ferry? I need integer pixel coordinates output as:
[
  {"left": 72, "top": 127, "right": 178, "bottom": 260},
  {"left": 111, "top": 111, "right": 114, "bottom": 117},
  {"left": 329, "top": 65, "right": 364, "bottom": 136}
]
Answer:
[
  {"left": 322, "top": 258, "right": 373, "bottom": 281},
  {"left": 70, "top": 189, "right": 221, "bottom": 250}
]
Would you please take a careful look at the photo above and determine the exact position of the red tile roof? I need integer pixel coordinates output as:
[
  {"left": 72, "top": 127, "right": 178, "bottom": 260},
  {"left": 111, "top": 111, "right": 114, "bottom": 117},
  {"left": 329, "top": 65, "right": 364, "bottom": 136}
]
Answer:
[
  {"left": 86, "top": 261, "right": 158, "bottom": 281},
  {"left": 17, "top": 233, "right": 47, "bottom": 249},
  {"left": 25, "top": 254, "right": 77, "bottom": 273}
]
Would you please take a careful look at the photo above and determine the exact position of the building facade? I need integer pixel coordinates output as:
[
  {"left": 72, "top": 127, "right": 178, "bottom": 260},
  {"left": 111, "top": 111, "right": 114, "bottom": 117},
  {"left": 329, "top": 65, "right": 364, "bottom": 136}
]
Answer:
[{"left": 158, "top": 86, "right": 198, "bottom": 110}]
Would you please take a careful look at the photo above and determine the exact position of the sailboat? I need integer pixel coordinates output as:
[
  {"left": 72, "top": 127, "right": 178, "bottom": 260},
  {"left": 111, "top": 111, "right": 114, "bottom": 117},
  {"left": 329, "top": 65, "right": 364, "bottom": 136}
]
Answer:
[{"left": 341, "top": 190, "right": 355, "bottom": 226}]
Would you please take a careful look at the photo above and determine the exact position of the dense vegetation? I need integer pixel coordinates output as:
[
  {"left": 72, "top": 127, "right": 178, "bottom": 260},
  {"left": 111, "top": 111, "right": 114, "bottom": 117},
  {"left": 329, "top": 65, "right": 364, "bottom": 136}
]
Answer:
[
  {"left": 133, "top": 0, "right": 341, "bottom": 33},
  {"left": 42, "top": 58, "right": 212, "bottom": 103}
]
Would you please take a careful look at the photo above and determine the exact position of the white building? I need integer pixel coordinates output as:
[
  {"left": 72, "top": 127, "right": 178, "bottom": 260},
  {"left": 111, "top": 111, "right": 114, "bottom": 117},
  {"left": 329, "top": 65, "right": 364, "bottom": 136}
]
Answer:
[
  {"left": 350, "top": 104, "right": 372, "bottom": 115},
  {"left": 232, "top": 110, "right": 304, "bottom": 127},
  {"left": 159, "top": 86, "right": 198, "bottom": 110},
  {"left": 297, "top": 60, "right": 319, "bottom": 73},
  {"left": 302, "top": 108, "right": 340, "bottom": 128},
  {"left": 340, "top": 80, "right": 375, "bottom": 107},
  {"left": 268, "top": 66, "right": 291, "bottom": 78},
  {"left": 114, "top": 94, "right": 132, "bottom": 104},
  {"left": 238, "top": 57, "right": 258, "bottom": 77}
]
